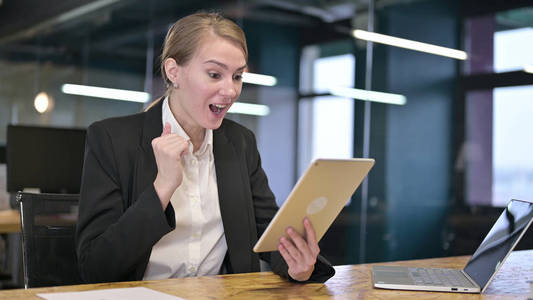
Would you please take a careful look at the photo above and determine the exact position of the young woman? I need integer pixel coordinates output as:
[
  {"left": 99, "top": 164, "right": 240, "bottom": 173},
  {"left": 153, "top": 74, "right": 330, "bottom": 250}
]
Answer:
[{"left": 76, "top": 12, "right": 334, "bottom": 283}]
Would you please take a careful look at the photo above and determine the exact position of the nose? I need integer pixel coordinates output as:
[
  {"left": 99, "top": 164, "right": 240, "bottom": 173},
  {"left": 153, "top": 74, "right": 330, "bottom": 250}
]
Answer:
[{"left": 219, "top": 79, "right": 239, "bottom": 100}]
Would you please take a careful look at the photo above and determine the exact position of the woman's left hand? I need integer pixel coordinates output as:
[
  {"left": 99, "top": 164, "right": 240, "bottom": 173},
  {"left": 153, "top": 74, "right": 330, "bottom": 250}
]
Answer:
[{"left": 278, "top": 217, "right": 320, "bottom": 282}]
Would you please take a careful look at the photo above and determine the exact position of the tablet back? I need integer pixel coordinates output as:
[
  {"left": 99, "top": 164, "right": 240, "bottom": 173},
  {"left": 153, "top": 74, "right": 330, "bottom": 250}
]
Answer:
[{"left": 253, "top": 158, "right": 375, "bottom": 252}]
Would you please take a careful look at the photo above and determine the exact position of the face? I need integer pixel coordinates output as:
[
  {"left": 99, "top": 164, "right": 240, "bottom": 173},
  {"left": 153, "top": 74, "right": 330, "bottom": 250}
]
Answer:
[{"left": 170, "top": 33, "right": 246, "bottom": 133}]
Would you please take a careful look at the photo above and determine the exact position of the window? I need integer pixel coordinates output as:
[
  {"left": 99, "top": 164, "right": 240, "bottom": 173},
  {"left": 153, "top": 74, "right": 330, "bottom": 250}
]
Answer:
[
  {"left": 298, "top": 50, "right": 355, "bottom": 176},
  {"left": 494, "top": 27, "right": 533, "bottom": 73},
  {"left": 463, "top": 7, "right": 533, "bottom": 206},
  {"left": 493, "top": 85, "right": 533, "bottom": 206}
]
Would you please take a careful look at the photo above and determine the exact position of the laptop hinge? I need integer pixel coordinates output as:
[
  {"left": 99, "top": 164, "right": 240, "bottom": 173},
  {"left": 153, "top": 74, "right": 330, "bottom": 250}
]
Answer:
[{"left": 461, "top": 270, "right": 481, "bottom": 290}]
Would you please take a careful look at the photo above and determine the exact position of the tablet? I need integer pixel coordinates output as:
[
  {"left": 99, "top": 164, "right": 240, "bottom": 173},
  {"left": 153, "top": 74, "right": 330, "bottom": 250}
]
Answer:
[{"left": 253, "top": 158, "right": 375, "bottom": 252}]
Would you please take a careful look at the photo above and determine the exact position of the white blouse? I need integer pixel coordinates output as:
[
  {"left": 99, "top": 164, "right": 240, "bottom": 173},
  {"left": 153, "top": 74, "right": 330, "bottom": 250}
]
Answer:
[{"left": 143, "top": 97, "right": 227, "bottom": 280}]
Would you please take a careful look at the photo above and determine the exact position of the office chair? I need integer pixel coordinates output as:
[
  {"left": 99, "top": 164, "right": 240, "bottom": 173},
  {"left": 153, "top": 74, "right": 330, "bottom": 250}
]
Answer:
[{"left": 17, "top": 192, "right": 83, "bottom": 288}]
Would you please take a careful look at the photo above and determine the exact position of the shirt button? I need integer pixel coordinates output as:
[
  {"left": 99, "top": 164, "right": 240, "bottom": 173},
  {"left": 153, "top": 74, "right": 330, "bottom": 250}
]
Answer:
[
  {"left": 191, "top": 159, "right": 197, "bottom": 165},
  {"left": 189, "top": 266, "right": 196, "bottom": 273},
  {"left": 193, "top": 232, "right": 201, "bottom": 239}
]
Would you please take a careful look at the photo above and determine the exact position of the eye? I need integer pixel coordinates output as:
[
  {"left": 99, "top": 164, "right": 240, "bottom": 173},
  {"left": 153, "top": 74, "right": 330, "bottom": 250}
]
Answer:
[
  {"left": 208, "top": 72, "right": 220, "bottom": 79},
  {"left": 233, "top": 74, "right": 243, "bottom": 81}
]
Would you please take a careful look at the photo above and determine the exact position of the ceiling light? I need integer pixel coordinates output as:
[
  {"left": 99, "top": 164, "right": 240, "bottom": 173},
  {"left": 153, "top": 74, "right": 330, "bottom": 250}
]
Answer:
[
  {"left": 242, "top": 72, "right": 277, "bottom": 86},
  {"left": 352, "top": 29, "right": 468, "bottom": 60},
  {"left": 61, "top": 84, "right": 150, "bottom": 103},
  {"left": 329, "top": 87, "right": 407, "bottom": 105},
  {"left": 34, "top": 92, "right": 54, "bottom": 113},
  {"left": 228, "top": 102, "right": 270, "bottom": 116},
  {"left": 524, "top": 65, "right": 533, "bottom": 74}
]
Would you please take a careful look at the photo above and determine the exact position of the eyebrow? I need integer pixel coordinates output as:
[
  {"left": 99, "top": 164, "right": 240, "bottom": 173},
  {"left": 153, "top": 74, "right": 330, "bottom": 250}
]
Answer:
[{"left": 204, "top": 59, "right": 247, "bottom": 72}]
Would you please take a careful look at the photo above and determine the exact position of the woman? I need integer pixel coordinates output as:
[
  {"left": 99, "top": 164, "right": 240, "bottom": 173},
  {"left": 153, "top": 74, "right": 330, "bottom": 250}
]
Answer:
[{"left": 76, "top": 12, "right": 335, "bottom": 283}]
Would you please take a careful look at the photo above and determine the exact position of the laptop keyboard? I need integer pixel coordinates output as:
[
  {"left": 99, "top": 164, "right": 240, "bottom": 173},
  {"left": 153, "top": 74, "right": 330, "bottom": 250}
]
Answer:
[{"left": 408, "top": 268, "right": 476, "bottom": 287}]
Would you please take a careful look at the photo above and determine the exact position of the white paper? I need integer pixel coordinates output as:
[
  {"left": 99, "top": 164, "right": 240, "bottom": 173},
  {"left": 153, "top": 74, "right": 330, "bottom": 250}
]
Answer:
[{"left": 37, "top": 286, "right": 186, "bottom": 300}]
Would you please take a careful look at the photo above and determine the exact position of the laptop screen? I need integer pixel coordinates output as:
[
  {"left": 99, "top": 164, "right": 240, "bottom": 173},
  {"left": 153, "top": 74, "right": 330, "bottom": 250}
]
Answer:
[{"left": 463, "top": 199, "right": 533, "bottom": 289}]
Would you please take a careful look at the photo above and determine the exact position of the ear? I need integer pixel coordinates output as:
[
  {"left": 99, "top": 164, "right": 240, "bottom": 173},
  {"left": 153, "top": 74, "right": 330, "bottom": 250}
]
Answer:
[{"left": 164, "top": 58, "right": 179, "bottom": 85}]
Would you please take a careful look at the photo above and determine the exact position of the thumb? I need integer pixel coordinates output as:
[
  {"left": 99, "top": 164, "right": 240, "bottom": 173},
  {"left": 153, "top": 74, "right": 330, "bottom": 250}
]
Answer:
[
  {"left": 161, "top": 122, "right": 171, "bottom": 136},
  {"left": 181, "top": 140, "right": 191, "bottom": 158}
]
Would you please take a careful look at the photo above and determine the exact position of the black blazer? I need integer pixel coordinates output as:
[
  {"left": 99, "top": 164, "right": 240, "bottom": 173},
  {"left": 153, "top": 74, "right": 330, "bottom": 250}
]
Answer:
[{"left": 75, "top": 99, "right": 334, "bottom": 283}]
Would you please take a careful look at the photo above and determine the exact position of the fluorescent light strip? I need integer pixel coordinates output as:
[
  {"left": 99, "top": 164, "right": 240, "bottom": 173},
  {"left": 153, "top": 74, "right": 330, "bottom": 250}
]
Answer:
[
  {"left": 329, "top": 86, "right": 407, "bottom": 105},
  {"left": 242, "top": 72, "right": 277, "bottom": 86},
  {"left": 352, "top": 29, "right": 468, "bottom": 60},
  {"left": 524, "top": 65, "right": 533, "bottom": 74},
  {"left": 228, "top": 102, "right": 270, "bottom": 116},
  {"left": 61, "top": 84, "right": 150, "bottom": 103}
]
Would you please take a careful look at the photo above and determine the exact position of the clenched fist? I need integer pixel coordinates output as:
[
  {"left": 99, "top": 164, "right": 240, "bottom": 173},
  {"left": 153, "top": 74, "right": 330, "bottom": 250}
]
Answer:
[{"left": 152, "top": 122, "right": 190, "bottom": 209}]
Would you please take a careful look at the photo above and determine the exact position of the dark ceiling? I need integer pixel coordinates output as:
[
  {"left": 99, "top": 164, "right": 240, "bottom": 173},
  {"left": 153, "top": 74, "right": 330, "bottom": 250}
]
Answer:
[
  {"left": 0, "top": 0, "right": 531, "bottom": 75},
  {"left": 0, "top": 0, "right": 365, "bottom": 72}
]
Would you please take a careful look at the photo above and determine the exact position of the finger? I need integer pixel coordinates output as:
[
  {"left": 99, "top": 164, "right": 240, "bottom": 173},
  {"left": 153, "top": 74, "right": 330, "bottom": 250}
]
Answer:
[
  {"left": 303, "top": 218, "right": 320, "bottom": 254},
  {"left": 163, "top": 137, "right": 189, "bottom": 158},
  {"left": 280, "top": 236, "right": 303, "bottom": 263},
  {"left": 278, "top": 243, "right": 296, "bottom": 268},
  {"left": 161, "top": 122, "right": 171, "bottom": 136},
  {"left": 162, "top": 135, "right": 188, "bottom": 149},
  {"left": 153, "top": 136, "right": 189, "bottom": 160},
  {"left": 170, "top": 139, "right": 190, "bottom": 159},
  {"left": 156, "top": 133, "right": 186, "bottom": 146},
  {"left": 286, "top": 227, "right": 314, "bottom": 261}
]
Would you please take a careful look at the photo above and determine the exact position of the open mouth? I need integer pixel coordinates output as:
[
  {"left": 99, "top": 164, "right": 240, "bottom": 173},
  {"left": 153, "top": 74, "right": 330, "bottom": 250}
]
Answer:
[{"left": 209, "top": 104, "right": 228, "bottom": 114}]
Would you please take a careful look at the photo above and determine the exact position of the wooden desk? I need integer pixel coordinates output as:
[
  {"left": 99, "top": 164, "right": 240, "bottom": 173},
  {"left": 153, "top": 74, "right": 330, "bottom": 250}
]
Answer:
[
  {"left": 0, "top": 250, "right": 531, "bottom": 299},
  {"left": 0, "top": 209, "right": 21, "bottom": 233}
]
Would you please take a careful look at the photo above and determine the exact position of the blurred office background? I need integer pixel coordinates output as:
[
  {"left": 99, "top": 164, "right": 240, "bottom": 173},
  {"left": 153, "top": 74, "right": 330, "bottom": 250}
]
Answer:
[{"left": 1, "top": 0, "right": 533, "bottom": 287}]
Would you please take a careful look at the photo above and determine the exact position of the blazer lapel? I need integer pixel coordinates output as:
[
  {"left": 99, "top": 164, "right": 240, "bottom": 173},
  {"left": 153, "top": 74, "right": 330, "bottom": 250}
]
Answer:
[
  {"left": 132, "top": 100, "right": 163, "bottom": 202},
  {"left": 213, "top": 124, "right": 253, "bottom": 273}
]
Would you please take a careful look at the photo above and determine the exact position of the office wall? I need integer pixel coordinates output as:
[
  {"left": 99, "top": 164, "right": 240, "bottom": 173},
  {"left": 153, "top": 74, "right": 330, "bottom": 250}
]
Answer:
[
  {"left": 244, "top": 21, "right": 300, "bottom": 205},
  {"left": 380, "top": 0, "right": 458, "bottom": 261},
  {"left": 0, "top": 59, "right": 145, "bottom": 143},
  {"left": 320, "top": 0, "right": 459, "bottom": 265}
]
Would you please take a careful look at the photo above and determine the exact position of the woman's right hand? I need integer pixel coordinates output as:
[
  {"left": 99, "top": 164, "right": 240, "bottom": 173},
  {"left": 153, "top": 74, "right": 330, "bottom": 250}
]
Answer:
[{"left": 152, "top": 122, "right": 189, "bottom": 209}]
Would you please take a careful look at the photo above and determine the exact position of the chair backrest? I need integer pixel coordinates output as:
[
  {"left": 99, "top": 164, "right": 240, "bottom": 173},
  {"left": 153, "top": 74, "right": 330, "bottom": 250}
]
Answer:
[{"left": 17, "top": 192, "right": 82, "bottom": 288}]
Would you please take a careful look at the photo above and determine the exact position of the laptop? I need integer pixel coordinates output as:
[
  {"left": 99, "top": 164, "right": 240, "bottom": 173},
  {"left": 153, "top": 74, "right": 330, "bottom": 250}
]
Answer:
[
  {"left": 372, "top": 198, "right": 533, "bottom": 293},
  {"left": 254, "top": 158, "right": 374, "bottom": 252}
]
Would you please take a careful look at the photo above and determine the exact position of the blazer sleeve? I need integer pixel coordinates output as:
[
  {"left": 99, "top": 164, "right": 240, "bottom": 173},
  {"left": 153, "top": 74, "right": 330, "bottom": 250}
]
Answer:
[
  {"left": 246, "top": 131, "right": 335, "bottom": 283},
  {"left": 76, "top": 121, "right": 175, "bottom": 283}
]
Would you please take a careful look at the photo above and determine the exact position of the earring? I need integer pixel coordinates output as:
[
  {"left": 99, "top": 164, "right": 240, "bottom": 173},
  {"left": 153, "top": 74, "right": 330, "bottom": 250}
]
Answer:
[{"left": 173, "top": 82, "right": 178, "bottom": 89}]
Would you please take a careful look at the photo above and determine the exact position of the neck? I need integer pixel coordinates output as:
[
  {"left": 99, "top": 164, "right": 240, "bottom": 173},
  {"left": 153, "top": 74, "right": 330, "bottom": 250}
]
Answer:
[
  {"left": 168, "top": 94, "right": 205, "bottom": 152},
  {"left": 186, "top": 127, "right": 205, "bottom": 152}
]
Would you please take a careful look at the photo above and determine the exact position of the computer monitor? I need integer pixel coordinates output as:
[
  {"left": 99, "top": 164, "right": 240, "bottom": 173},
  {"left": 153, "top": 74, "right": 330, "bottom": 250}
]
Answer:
[{"left": 6, "top": 125, "right": 86, "bottom": 194}]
